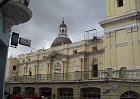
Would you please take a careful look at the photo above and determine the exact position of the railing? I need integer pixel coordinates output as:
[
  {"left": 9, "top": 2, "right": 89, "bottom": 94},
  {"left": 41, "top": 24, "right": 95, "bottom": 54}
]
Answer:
[{"left": 5, "top": 69, "right": 140, "bottom": 83}]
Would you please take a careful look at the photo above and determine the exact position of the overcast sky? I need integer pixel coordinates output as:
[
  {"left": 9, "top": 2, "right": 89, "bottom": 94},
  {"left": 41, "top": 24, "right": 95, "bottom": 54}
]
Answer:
[{"left": 8, "top": 0, "right": 106, "bottom": 58}]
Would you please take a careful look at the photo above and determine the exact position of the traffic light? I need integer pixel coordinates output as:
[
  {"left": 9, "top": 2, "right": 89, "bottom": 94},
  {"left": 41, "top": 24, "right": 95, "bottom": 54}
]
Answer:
[{"left": 10, "top": 32, "right": 19, "bottom": 47}]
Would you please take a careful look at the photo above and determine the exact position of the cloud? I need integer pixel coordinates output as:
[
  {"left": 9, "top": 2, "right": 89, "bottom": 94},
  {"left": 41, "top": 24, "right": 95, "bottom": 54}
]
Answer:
[{"left": 8, "top": 0, "right": 106, "bottom": 57}]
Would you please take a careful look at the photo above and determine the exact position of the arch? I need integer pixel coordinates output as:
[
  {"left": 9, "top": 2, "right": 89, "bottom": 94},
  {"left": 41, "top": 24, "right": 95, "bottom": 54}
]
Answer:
[
  {"left": 80, "top": 87, "right": 100, "bottom": 99},
  {"left": 39, "top": 87, "right": 52, "bottom": 99},
  {"left": 25, "top": 87, "right": 35, "bottom": 95},
  {"left": 120, "top": 91, "right": 139, "bottom": 99},
  {"left": 13, "top": 86, "right": 21, "bottom": 95},
  {"left": 57, "top": 88, "right": 73, "bottom": 99}
]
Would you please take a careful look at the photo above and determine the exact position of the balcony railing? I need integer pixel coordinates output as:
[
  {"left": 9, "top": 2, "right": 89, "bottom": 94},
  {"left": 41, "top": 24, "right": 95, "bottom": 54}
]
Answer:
[{"left": 5, "top": 69, "right": 140, "bottom": 83}]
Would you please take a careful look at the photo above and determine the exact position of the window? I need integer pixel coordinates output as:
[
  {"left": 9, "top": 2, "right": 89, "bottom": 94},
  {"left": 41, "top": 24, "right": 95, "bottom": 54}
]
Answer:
[
  {"left": 92, "top": 64, "right": 98, "bottom": 77},
  {"left": 28, "top": 59, "right": 31, "bottom": 62},
  {"left": 24, "top": 67, "right": 26, "bottom": 74},
  {"left": 43, "top": 56, "right": 46, "bottom": 59},
  {"left": 92, "top": 47, "right": 97, "bottom": 51},
  {"left": 62, "top": 29, "right": 64, "bottom": 33},
  {"left": 13, "top": 65, "right": 16, "bottom": 70},
  {"left": 117, "top": 0, "right": 123, "bottom": 7},
  {"left": 29, "top": 67, "right": 32, "bottom": 76},
  {"left": 73, "top": 50, "right": 77, "bottom": 54},
  {"left": 119, "top": 67, "right": 127, "bottom": 78}
]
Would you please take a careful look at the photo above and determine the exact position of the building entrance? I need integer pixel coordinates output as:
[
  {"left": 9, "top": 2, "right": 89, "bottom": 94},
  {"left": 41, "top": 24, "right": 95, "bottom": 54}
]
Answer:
[
  {"left": 57, "top": 88, "right": 73, "bottom": 99},
  {"left": 39, "top": 87, "right": 52, "bottom": 99}
]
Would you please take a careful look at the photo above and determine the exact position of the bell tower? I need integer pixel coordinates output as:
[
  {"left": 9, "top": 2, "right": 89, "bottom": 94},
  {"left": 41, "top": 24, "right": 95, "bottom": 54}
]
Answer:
[
  {"left": 106, "top": 0, "right": 140, "bottom": 19},
  {"left": 58, "top": 18, "right": 67, "bottom": 37},
  {"left": 100, "top": 0, "right": 140, "bottom": 70}
]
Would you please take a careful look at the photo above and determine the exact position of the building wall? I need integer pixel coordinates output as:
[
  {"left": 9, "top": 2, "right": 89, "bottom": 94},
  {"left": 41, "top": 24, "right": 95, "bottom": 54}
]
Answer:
[
  {"left": 8, "top": 81, "right": 140, "bottom": 99},
  {"left": 5, "top": 0, "right": 140, "bottom": 98},
  {"left": 103, "top": 0, "right": 140, "bottom": 70},
  {"left": 6, "top": 58, "right": 18, "bottom": 78},
  {"left": 6, "top": 40, "right": 102, "bottom": 80}
]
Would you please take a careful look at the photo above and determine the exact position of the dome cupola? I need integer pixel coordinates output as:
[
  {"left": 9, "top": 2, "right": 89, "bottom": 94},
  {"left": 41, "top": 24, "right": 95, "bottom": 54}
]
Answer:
[{"left": 51, "top": 19, "right": 72, "bottom": 47}]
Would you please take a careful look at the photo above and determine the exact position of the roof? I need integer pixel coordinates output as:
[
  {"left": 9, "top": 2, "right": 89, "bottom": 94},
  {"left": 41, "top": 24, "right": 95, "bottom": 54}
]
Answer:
[
  {"left": 51, "top": 36, "right": 72, "bottom": 47},
  {"left": 59, "top": 20, "right": 67, "bottom": 28}
]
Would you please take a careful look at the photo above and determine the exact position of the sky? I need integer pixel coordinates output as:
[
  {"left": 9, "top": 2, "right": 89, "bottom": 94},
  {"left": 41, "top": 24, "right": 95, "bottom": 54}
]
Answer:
[{"left": 8, "top": 0, "right": 106, "bottom": 58}]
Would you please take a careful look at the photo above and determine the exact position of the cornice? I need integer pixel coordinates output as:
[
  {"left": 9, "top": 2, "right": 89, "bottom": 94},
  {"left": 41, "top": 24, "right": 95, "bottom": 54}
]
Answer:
[
  {"left": 105, "top": 23, "right": 140, "bottom": 37},
  {"left": 99, "top": 11, "right": 140, "bottom": 27}
]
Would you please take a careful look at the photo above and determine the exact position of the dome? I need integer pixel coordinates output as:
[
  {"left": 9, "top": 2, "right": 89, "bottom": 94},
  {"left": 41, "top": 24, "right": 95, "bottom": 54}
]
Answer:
[
  {"left": 51, "top": 37, "right": 72, "bottom": 47},
  {"left": 59, "top": 20, "right": 67, "bottom": 28}
]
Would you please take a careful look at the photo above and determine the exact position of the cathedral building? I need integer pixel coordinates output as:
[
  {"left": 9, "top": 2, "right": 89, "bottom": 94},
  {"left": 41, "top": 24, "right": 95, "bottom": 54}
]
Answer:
[{"left": 5, "top": 0, "right": 140, "bottom": 99}]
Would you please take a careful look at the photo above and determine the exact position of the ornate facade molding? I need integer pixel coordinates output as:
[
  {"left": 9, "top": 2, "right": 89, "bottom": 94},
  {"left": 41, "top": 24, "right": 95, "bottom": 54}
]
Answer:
[
  {"left": 105, "top": 23, "right": 140, "bottom": 35},
  {"left": 99, "top": 11, "right": 140, "bottom": 26},
  {"left": 116, "top": 42, "right": 128, "bottom": 48},
  {"left": 126, "top": 27, "right": 132, "bottom": 33},
  {"left": 105, "top": 31, "right": 116, "bottom": 38}
]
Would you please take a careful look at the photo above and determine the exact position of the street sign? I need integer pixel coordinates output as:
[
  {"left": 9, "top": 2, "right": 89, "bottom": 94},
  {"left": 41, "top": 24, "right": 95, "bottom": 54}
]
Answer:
[
  {"left": 10, "top": 32, "right": 19, "bottom": 46},
  {"left": 19, "top": 37, "right": 31, "bottom": 47}
]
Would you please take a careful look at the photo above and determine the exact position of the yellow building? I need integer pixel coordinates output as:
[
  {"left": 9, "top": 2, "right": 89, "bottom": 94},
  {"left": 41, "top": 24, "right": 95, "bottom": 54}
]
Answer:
[{"left": 5, "top": 0, "right": 140, "bottom": 99}]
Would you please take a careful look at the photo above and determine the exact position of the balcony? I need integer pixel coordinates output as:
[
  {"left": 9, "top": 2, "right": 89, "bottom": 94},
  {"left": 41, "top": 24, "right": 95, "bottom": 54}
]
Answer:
[
  {"left": 5, "top": 69, "right": 140, "bottom": 83},
  {"left": 1, "top": 0, "right": 32, "bottom": 32}
]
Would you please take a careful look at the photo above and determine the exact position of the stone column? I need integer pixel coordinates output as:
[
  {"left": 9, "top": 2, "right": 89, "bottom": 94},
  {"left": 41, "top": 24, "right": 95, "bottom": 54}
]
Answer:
[
  {"left": 20, "top": 84, "right": 25, "bottom": 95},
  {"left": 73, "top": 87, "right": 80, "bottom": 99}
]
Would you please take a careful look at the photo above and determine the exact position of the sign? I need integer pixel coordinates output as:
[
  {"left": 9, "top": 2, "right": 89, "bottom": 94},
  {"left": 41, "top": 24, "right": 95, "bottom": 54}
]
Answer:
[
  {"left": 19, "top": 37, "right": 31, "bottom": 47},
  {"left": 10, "top": 32, "right": 19, "bottom": 46}
]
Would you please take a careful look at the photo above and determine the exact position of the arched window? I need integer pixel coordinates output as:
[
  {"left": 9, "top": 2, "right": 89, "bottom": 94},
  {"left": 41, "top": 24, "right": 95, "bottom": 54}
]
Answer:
[
  {"left": 13, "top": 86, "right": 21, "bottom": 95},
  {"left": 120, "top": 91, "right": 139, "bottom": 99}
]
